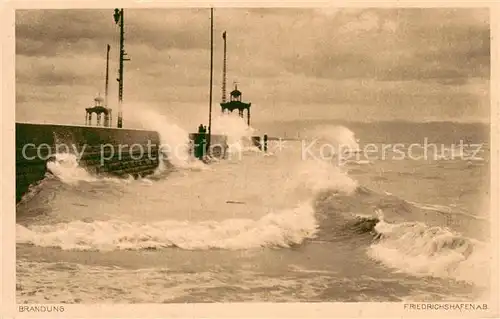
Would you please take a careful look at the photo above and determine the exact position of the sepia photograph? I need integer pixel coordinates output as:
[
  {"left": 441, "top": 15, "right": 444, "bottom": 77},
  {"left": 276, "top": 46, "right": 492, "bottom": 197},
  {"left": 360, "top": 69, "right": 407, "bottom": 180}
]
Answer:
[{"left": 4, "top": 3, "right": 498, "bottom": 315}]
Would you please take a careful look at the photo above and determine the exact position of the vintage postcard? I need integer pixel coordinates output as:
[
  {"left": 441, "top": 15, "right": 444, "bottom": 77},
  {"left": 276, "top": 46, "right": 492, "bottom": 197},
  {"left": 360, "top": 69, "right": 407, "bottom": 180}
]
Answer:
[{"left": 1, "top": 0, "right": 499, "bottom": 318}]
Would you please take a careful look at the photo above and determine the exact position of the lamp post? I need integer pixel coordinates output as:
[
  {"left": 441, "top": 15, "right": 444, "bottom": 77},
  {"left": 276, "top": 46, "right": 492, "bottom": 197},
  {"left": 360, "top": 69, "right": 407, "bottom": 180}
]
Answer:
[
  {"left": 207, "top": 8, "right": 214, "bottom": 155},
  {"left": 113, "top": 8, "right": 130, "bottom": 128},
  {"left": 221, "top": 31, "right": 227, "bottom": 104},
  {"left": 104, "top": 44, "right": 110, "bottom": 108}
]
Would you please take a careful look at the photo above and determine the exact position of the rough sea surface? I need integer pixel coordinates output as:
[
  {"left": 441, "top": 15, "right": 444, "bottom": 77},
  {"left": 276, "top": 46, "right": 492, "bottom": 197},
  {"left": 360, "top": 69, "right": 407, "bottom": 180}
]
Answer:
[{"left": 16, "top": 117, "right": 491, "bottom": 303}]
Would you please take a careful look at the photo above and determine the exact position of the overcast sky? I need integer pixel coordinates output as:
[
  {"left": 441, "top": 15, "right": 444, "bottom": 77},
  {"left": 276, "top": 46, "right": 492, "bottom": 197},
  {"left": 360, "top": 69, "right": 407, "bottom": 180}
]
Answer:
[{"left": 15, "top": 8, "right": 490, "bottom": 129}]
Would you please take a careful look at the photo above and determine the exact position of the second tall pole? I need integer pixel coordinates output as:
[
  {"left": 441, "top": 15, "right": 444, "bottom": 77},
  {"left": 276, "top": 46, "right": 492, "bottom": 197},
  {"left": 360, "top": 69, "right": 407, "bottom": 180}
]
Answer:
[{"left": 207, "top": 8, "right": 214, "bottom": 154}]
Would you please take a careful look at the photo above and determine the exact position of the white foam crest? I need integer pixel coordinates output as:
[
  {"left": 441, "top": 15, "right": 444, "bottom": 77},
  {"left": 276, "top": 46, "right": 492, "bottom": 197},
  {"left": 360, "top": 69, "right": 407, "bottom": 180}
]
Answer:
[
  {"left": 409, "top": 201, "right": 488, "bottom": 222},
  {"left": 211, "top": 113, "right": 256, "bottom": 154},
  {"left": 46, "top": 153, "right": 136, "bottom": 186},
  {"left": 368, "top": 218, "right": 490, "bottom": 287},
  {"left": 46, "top": 153, "right": 97, "bottom": 184},
  {"left": 126, "top": 107, "right": 207, "bottom": 170},
  {"left": 307, "top": 125, "right": 361, "bottom": 154},
  {"left": 292, "top": 158, "right": 358, "bottom": 195},
  {"left": 16, "top": 203, "right": 318, "bottom": 251}
]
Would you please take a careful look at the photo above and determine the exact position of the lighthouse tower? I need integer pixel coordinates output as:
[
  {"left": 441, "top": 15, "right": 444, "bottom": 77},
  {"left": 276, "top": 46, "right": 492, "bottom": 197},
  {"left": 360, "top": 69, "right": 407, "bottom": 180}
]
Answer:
[
  {"left": 85, "top": 44, "right": 113, "bottom": 127},
  {"left": 220, "top": 83, "right": 252, "bottom": 126},
  {"left": 85, "top": 95, "right": 112, "bottom": 127}
]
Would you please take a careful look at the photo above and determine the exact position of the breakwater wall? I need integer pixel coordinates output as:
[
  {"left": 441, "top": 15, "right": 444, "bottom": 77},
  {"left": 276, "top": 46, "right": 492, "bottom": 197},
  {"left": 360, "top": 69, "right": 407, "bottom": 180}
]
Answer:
[
  {"left": 16, "top": 123, "right": 231, "bottom": 203},
  {"left": 16, "top": 123, "right": 160, "bottom": 202}
]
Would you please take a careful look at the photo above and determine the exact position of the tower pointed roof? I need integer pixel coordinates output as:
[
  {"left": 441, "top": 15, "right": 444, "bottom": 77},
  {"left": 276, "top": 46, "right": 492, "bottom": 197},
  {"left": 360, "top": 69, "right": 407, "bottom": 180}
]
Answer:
[{"left": 230, "top": 84, "right": 241, "bottom": 97}]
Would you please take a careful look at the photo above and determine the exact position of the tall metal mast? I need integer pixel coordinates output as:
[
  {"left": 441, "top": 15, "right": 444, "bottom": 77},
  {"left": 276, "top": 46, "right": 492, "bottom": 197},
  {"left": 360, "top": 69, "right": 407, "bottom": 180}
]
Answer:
[
  {"left": 221, "top": 31, "right": 227, "bottom": 104},
  {"left": 104, "top": 44, "right": 110, "bottom": 107},
  {"left": 114, "top": 8, "right": 130, "bottom": 128},
  {"left": 207, "top": 8, "right": 214, "bottom": 151}
]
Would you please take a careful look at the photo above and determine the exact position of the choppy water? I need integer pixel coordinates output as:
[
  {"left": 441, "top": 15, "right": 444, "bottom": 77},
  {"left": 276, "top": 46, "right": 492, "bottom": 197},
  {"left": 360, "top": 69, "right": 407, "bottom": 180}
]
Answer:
[{"left": 16, "top": 115, "right": 492, "bottom": 303}]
